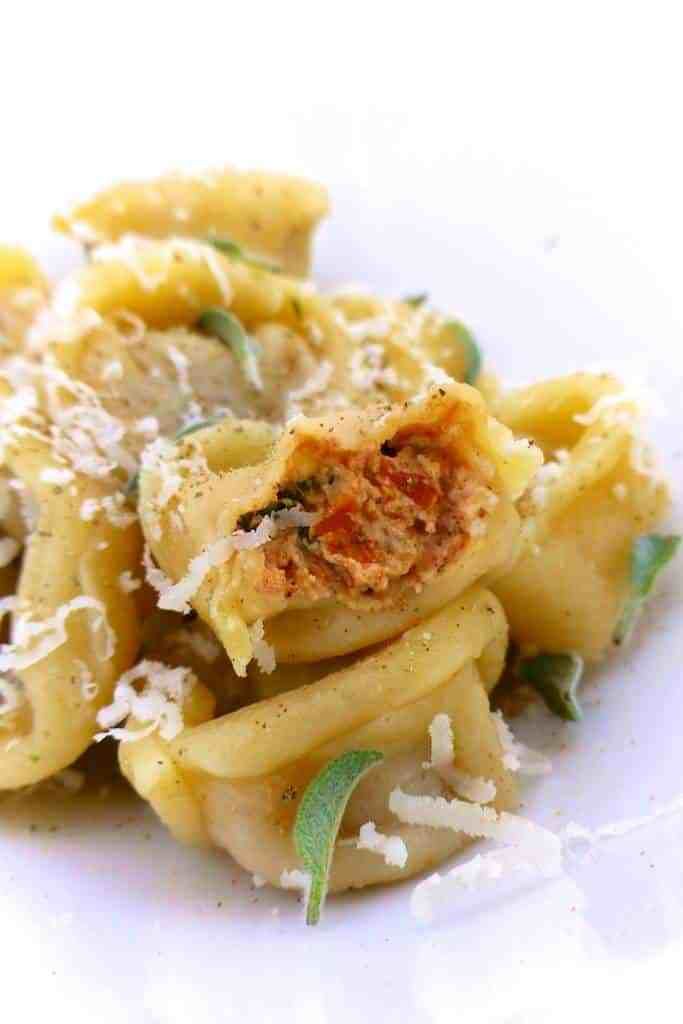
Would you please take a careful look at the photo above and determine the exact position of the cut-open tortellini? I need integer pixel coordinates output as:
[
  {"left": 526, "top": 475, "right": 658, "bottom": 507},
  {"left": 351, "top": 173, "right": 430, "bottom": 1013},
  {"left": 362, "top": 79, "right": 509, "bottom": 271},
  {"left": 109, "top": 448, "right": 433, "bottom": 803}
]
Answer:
[
  {"left": 139, "top": 383, "right": 540, "bottom": 674},
  {"left": 493, "top": 374, "right": 670, "bottom": 659}
]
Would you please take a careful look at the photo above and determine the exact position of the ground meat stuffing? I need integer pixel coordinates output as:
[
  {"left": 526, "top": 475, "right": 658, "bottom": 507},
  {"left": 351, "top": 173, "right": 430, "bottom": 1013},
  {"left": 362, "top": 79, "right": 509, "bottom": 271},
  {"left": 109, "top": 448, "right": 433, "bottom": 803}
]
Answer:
[{"left": 246, "top": 431, "right": 498, "bottom": 607}]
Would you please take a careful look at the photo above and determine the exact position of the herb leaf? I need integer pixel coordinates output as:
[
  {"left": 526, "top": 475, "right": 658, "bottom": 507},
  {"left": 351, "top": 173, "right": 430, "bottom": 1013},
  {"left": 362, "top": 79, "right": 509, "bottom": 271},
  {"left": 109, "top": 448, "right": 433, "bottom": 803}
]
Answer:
[
  {"left": 403, "top": 292, "right": 428, "bottom": 307},
  {"left": 207, "top": 236, "right": 281, "bottom": 274},
  {"left": 293, "top": 749, "right": 384, "bottom": 925},
  {"left": 174, "top": 415, "right": 225, "bottom": 442},
  {"left": 197, "top": 308, "right": 263, "bottom": 391},
  {"left": 614, "top": 534, "right": 681, "bottom": 645},
  {"left": 518, "top": 652, "right": 584, "bottom": 722},
  {"left": 446, "top": 320, "right": 481, "bottom": 385}
]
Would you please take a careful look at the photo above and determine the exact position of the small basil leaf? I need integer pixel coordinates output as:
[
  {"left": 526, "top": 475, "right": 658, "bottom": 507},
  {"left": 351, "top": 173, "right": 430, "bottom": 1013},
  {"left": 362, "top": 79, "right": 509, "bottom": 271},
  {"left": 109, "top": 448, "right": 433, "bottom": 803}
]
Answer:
[
  {"left": 446, "top": 320, "right": 482, "bottom": 385},
  {"left": 403, "top": 292, "right": 428, "bottom": 307},
  {"left": 174, "top": 415, "right": 226, "bottom": 442},
  {"left": 293, "top": 749, "right": 384, "bottom": 925},
  {"left": 197, "top": 308, "right": 263, "bottom": 392},
  {"left": 518, "top": 652, "right": 584, "bottom": 722},
  {"left": 207, "top": 236, "right": 281, "bottom": 274},
  {"left": 614, "top": 534, "right": 681, "bottom": 645}
]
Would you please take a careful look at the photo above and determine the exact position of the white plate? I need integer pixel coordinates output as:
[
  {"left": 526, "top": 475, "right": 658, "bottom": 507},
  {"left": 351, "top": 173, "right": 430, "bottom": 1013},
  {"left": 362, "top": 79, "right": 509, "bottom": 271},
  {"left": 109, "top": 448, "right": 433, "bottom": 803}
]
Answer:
[{"left": 2, "top": 7, "right": 683, "bottom": 1022}]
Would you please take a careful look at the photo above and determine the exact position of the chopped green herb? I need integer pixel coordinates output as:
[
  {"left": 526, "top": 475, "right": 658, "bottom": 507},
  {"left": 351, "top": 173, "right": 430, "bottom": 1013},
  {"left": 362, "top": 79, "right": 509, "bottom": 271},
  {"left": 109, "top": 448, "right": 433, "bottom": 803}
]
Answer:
[
  {"left": 29, "top": 753, "right": 40, "bottom": 763},
  {"left": 614, "top": 534, "right": 681, "bottom": 645},
  {"left": 403, "top": 292, "right": 428, "bottom": 307},
  {"left": 294, "top": 749, "right": 383, "bottom": 925},
  {"left": 518, "top": 652, "right": 584, "bottom": 722},
  {"left": 174, "top": 415, "right": 225, "bottom": 441},
  {"left": 446, "top": 320, "right": 482, "bottom": 385},
  {"left": 207, "top": 236, "right": 281, "bottom": 274},
  {"left": 197, "top": 308, "right": 262, "bottom": 391}
]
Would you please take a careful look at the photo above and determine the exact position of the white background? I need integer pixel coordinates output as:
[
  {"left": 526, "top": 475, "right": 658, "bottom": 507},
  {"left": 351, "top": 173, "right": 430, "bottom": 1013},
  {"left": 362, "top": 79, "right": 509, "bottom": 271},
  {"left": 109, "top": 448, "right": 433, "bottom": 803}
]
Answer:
[{"left": 2, "top": 3, "right": 683, "bottom": 1022}]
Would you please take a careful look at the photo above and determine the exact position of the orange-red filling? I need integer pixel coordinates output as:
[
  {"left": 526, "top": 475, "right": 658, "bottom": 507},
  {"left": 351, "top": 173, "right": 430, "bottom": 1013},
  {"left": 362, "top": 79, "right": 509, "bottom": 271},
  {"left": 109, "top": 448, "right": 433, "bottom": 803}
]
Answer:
[{"left": 256, "top": 433, "right": 494, "bottom": 607}]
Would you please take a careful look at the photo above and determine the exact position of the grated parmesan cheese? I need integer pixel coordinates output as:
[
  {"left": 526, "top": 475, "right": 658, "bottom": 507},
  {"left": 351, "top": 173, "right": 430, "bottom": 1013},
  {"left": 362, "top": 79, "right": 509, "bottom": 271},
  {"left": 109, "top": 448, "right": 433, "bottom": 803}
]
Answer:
[
  {"left": 95, "top": 659, "right": 194, "bottom": 743},
  {"left": 425, "top": 713, "right": 496, "bottom": 804},
  {"left": 248, "top": 619, "right": 276, "bottom": 674},
  {"left": 0, "top": 595, "right": 115, "bottom": 672},
  {"left": 286, "top": 360, "right": 334, "bottom": 416},
  {"left": 40, "top": 466, "right": 75, "bottom": 486},
  {"left": 133, "top": 416, "right": 160, "bottom": 439},
  {"left": 118, "top": 570, "right": 141, "bottom": 594},
  {"left": 80, "top": 493, "right": 137, "bottom": 528},
  {"left": 280, "top": 869, "right": 311, "bottom": 896},
  {"left": 0, "top": 673, "right": 21, "bottom": 717},
  {"left": 349, "top": 343, "right": 399, "bottom": 392},
  {"left": 492, "top": 711, "right": 552, "bottom": 776},
  {"left": 155, "top": 537, "right": 236, "bottom": 615},
  {"left": 354, "top": 821, "right": 408, "bottom": 868}
]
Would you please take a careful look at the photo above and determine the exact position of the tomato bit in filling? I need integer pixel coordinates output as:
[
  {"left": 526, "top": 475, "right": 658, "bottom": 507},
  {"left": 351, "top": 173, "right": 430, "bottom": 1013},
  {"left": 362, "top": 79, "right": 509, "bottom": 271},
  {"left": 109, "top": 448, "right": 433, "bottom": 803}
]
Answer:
[{"left": 245, "top": 432, "right": 498, "bottom": 607}]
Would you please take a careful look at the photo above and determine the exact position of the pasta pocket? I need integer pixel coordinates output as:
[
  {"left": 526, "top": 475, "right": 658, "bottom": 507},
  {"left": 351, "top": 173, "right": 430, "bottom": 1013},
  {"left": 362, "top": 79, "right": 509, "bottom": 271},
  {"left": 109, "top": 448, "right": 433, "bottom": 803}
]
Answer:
[
  {"left": 492, "top": 374, "right": 669, "bottom": 659},
  {"left": 120, "top": 587, "right": 516, "bottom": 890},
  {"left": 53, "top": 168, "right": 330, "bottom": 277},
  {"left": 0, "top": 433, "right": 141, "bottom": 788},
  {"left": 139, "top": 383, "right": 540, "bottom": 674}
]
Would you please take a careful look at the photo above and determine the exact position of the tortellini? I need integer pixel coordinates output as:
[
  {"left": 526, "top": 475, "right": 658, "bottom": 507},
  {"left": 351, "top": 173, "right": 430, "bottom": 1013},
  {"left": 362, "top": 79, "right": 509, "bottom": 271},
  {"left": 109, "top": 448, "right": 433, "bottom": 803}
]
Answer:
[
  {"left": 121, "top": 587, "right": 516, "bottom": 889},
  {"left": 139, "top": 382, "right": 540, "bottom": 674},
  {"left": 492, "top": 374, "right": 669, "bottom": 659},
  {"left": 0, "top": 167, "right": 676, "bottom": 917},
  {"left": 0, "top": 433, "right": 141, "bottom": 787},
  {"left": 53, "top": 168, "right": 330, "bottom": 277}
]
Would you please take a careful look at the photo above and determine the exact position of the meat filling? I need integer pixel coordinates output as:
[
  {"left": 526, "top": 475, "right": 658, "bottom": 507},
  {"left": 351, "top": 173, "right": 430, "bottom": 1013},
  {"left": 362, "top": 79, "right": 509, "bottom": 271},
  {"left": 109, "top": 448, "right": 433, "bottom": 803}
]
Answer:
[{"left": 243, "top": 432, "right": 497, "bottom": 607}]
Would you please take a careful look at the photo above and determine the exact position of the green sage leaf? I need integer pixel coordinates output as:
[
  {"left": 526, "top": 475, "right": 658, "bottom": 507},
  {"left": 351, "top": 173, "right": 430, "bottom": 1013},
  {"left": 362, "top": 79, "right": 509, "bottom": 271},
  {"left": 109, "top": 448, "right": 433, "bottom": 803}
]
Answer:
[
  {"left": 207, "top": 236, "right": 281, "bottom": 274},
  {"left": 446, "top": 320, "right": 481, "bottom": 385},
  {"left": 518, "top": 652, "right": 584, "bottom": 722},
  {"left": 293, "top": 749, "right": 384, "bottom": 925},
  {"left": 614, "top": 534, "right": 681, "bottom": 645},
  {"left": 403, "top": 292, "right": 428, "bottom": 307},
  {"left": 197, "top": 307, "right": 262, "bottom": 391}
]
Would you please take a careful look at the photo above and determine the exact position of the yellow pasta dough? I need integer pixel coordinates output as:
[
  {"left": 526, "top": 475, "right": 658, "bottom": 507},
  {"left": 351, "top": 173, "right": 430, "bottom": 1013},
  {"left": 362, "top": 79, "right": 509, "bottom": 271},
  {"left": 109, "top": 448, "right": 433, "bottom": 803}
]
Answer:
[
  {"left": 121, "top": 587, "right": 516, "bottom": 889},
  {"left": 493, "top": 374, "right": 669, "bottom": 659},
  {"left": 53, "top": 168, "right": 330, "bottom": 277}
]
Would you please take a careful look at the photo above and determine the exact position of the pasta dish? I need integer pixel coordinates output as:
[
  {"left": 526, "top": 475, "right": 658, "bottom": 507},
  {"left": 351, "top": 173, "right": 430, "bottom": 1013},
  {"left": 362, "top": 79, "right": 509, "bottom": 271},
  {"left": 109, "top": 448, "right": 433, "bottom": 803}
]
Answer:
[{"left": 0, "top": 168, "right": 678, "bottom": 924}]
